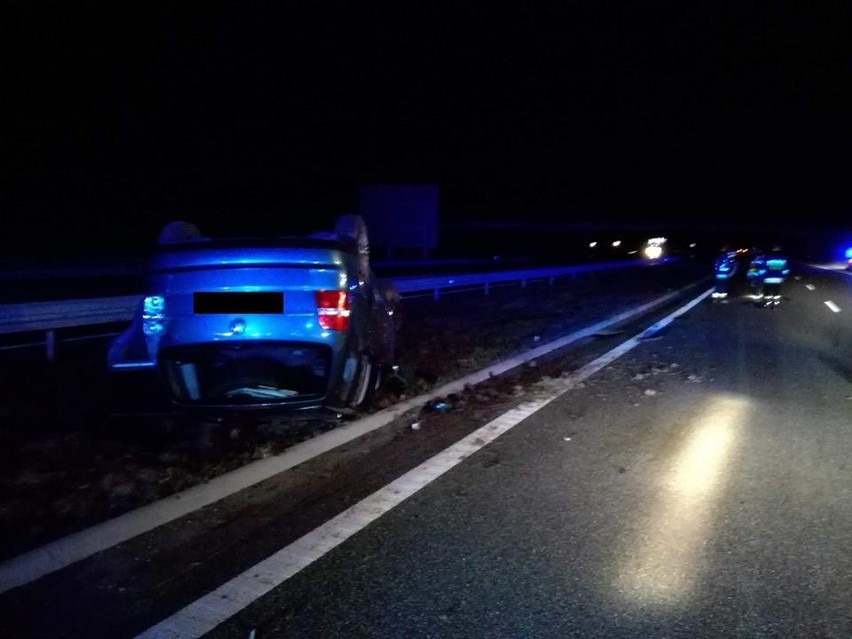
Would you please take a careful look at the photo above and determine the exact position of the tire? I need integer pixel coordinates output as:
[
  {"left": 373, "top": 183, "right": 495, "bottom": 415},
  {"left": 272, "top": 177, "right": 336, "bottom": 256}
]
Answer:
[
  {"left": 347, "top": 354, "right": 380, "bottom": 410},
  {"left": 158, "top": 220, "right": 205, "bottom": 245},
  {"left": 334, "top": 214, "right": 370, "bottom": 283}
]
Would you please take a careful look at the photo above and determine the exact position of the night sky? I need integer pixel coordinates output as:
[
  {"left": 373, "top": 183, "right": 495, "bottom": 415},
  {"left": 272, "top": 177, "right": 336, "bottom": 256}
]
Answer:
[{"left": 2, "top": 2, "right": 851, "bottom": 258}]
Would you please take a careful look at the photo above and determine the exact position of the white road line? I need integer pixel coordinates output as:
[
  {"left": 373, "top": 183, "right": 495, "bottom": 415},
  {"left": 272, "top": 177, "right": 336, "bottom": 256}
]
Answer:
[
  {"left": 135, "top": 287, "right": 714, "bottom": 639},
  {"left": 0, "top": 282, "right": 704, "bottom": 594},
  {"left": 807, "top": 263, "right": 843, "bottom": 270},
  {"left": 806, "top": 284, "right": 816, "bottom": 291},
  {"left": 825, "top": 300, "right": 841, "bottom": 313}
]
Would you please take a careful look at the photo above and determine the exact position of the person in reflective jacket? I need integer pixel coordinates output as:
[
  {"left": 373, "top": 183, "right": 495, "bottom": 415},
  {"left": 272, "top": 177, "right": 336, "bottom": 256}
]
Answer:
[
  {"left": 712, "top": 248, "right": 739, "bottom": 300},
  {"left": 746, "top": 248, "right": 767, "bottom": 300},
  {"left": 760, "top": 245, "right": 790, "bottom": 306}
]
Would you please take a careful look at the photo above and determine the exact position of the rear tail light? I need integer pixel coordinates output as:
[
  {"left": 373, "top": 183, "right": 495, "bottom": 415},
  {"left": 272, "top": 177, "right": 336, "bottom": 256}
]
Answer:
[
  {"left": 142, "top": 295, "right": 166, "bottom": 335},
  {"left": 315, "top": 290, "right": 350, "bottom": 331}
]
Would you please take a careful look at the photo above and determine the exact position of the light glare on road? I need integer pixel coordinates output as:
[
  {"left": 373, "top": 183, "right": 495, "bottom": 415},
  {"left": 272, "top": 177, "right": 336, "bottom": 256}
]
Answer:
[{"left": 614, "top": 394, "right": 750, "bottom": 607}]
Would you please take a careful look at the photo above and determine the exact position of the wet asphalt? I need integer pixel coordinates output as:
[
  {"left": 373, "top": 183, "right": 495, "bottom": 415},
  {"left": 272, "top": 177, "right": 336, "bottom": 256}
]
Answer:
[{"left": 203, "top": 266, "right": 852, "bottom": 639}]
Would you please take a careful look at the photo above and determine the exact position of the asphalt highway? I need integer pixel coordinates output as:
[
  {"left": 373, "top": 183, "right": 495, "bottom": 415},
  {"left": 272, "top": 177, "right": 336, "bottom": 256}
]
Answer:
[{"left": 4, "top": 262, "right": 852, "bottom": 638}]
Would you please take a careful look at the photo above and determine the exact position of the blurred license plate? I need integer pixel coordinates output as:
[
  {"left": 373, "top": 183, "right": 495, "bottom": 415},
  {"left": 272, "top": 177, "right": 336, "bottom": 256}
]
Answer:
[{"left": 193, "top": 292, "right": 283, "bottom": 314}]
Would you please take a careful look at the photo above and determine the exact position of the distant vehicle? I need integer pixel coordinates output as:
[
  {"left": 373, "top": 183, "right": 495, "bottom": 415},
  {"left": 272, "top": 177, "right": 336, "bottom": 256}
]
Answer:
[
  {"left": 107, "top": 215, "right": 400, "bottom": 415},
  {"left": 643, "top": 237, "right": 667, "bottom": 260}
]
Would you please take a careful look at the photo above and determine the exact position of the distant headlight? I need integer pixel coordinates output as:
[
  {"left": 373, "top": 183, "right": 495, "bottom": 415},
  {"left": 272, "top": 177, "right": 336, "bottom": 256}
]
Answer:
[{"left": 644, "top": 245, "right": 663, "bottom": 259}]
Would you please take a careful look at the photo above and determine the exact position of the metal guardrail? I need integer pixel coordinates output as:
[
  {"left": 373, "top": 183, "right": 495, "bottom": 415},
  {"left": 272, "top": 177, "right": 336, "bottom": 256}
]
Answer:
[
  {"left": 391, "top": 259, "right": 663, "bottom": 298},
  {"left": 0, "top": 258, "right": 669, "bottom": 358},
  {"left": 0, "top": 296, "right": 143, "bottom": 360},
  {"left": 0, "top": 296, "right": 142, "bottom": 334}
]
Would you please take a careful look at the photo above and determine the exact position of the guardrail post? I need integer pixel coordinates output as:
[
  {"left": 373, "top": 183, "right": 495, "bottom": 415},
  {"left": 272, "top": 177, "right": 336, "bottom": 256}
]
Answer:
[
  {"left": 549, "top": 276, "right": 554, "bottom": 285},
  {"left": 484, "top": 282, "right": 490, "bottom": 295},
  {"left": 433, "top": 288, "right": 440, "bottom": 301},
  {"left": 521, "top": 279, "right": 527, "bottom": 288},
  {"left": 46, "top": 330, "right": 56, "bottom": 362}
]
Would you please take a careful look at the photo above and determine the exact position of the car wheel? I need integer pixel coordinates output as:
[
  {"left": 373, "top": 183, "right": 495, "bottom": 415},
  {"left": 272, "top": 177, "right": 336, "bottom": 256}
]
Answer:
[
  {"left": 334, "top": 214, "right": 370, "bottom": 283},
  {"left": 348, "top": 354, "right": 380, "bottom": 410}
]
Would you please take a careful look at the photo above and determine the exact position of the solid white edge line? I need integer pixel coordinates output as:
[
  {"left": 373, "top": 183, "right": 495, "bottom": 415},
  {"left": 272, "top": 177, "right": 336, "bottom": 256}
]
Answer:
[
  {"left": 0, "top": 280, "right": 707, "bottom": 595},
  {"left": 135, "top": 286, "right": 714, "bottom": 639},
  {"left": 825, "top": 300, "right": 841, "bottom": 313}
]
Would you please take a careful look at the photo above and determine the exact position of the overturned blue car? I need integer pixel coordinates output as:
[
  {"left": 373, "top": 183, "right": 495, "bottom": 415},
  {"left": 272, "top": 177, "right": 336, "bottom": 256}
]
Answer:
[{"left": 107, "top": 215, "right": 400, "bottom": 414}]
